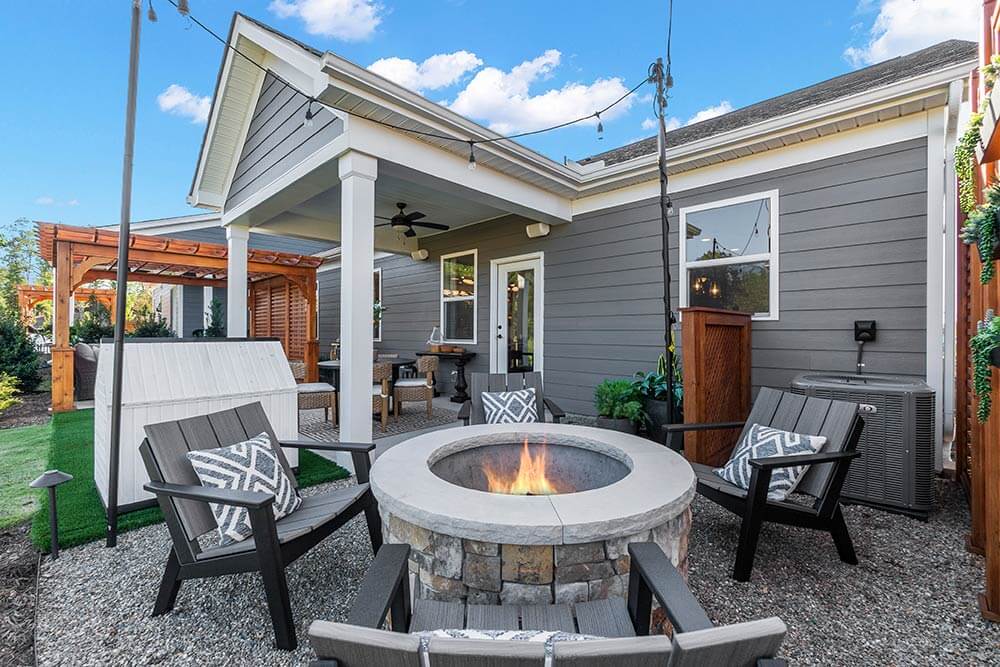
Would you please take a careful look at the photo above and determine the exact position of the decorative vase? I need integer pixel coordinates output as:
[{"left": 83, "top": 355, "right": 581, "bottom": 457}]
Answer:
[{"left": 596, "top": 416, "right": 637, "bottom": 434}]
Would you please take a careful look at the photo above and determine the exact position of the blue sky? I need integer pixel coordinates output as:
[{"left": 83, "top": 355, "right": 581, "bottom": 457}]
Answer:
[{"left": 0, "top": 0, "right": 977, "bottom": 229}]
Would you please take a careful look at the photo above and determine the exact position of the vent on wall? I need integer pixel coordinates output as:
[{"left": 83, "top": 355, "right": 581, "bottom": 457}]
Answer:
[{"left": 790, "top": 373, "right": 935, "bottom": 519}]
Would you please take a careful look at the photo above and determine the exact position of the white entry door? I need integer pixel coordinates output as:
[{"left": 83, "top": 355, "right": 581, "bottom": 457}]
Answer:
[{"left": 491, "top": 254, "right": 543, "bottom": 374}]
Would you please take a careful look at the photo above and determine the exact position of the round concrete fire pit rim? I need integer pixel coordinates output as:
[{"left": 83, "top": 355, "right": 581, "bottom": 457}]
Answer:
[{"left": 370, "top": 423, "right": 696, "bottom": 545}]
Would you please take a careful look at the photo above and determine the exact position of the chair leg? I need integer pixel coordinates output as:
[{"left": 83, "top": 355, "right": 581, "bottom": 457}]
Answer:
[
  {"left": 365, "top": 501, "right": 383, "bottom": 553},
  {"left": 332, "top": 393, "right": 338, "bottom": 427},
  {"left": 829, "top": 505, "right": 858, "bottom": 565},
  {"left": 258, "top": 552, "right": 296, "bottom": 650},
  {"left": 426, "top": 392, "right": 432, "bottom": 417},
  {"left": 733, "top": 468, "right": 771, "bottom": 582},
  {"left": 152, "top": 549, "right": 183, "bottom": 616},
  {"left": 394, "top": 394, "right": 400, "bottom": 417}
]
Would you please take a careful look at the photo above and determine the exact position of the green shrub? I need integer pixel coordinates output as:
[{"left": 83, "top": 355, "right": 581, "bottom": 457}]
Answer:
[
  {"left": 0, "top": 372, "right": 20, "bottom": 414},
  {"left": 203, "top": 298, "right": 225, "bottom": 337},
  {"left": 0, "top": 315, "right": 41, "bottom": 392},
  {"left": 73, "top": 295, "right": 115, "bottom": 344},
  {"left": 594, "top": 378, "right": 645, "bottom": 424},
  {"left": 129, "top": 305, "right": 176, "bottom": 338}
]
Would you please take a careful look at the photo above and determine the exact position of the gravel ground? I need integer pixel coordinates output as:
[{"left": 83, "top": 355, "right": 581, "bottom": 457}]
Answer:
[
  {"left": 0, "top": 523, "right": 38, "bottom": 666},
  {"left": 34, "top": 478, "right": 1000, "bottom": 665}
]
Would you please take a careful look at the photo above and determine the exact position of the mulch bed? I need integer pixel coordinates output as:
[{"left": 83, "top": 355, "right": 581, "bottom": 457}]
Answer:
[
  {"left": 0, "top": 391, "right": 51, "bottom": 430},
  {"left": 0, "top": 523, "right": 37, "bottom": 667}
]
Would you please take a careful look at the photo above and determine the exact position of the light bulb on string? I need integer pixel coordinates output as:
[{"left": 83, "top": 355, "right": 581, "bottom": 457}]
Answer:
[
  {"left": 467, "top": 141, "right": 477, "bottom": 171},
  {"left": 176, "top": 0, "right": 190, "bottom": 15},
  {"left": 303, "top": 100, "right": 317, "bottom": 128},
  {"left": 595, "top": 112, "right": 603, "bottom": 140},
  {"left": 147, "top": 0, "right": 158, "bottom": 22}
]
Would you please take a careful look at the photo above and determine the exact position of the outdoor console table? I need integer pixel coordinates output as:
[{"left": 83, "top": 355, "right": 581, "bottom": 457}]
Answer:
[
  {"left": 416, "top": 351, "right": 477, "bottom": 403},
  {"left": 318, "top": 357, "right": 416, "bottom": 387}
]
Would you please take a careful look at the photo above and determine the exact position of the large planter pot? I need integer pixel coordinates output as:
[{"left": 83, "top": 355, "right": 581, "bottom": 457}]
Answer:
[
  {"left": 991, "top": 347, "right": 1000, "bottom": 369},
  {"left": 642, "top": 397, "right": 670, "bottom": 442},
  {"left": 595, "top": 416, "right": 637, "bottom": 434}
]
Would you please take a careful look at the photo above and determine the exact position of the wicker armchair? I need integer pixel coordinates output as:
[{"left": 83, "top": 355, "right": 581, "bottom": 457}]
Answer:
[
  {"left": 372, "top": 361, "right": 392, "bottom": 431},
  {"left": 289, "top": 361, "right": 337, "bottom": 427},
  {"left": 393, "top": 355, "right": 436, "bottom": 417}
]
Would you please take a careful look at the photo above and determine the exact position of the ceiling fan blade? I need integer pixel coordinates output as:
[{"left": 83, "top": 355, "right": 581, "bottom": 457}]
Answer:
[
  {"left": 375, "top": 215, "right": 393, "bottom": 221},
  {"left": 410, "top": 221, "right": 450, "bottom": 230},
  {"left": 374, "top": 222, "right": 391, "bottom": 227},
  {"left": 404, "top": 228, "right": 417, "bottom": 237},
  {"left": 404, "top": 211, "right": 426, "bottom": 223}
]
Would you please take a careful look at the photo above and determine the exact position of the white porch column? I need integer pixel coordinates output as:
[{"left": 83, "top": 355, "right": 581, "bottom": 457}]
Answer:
[
  {"left": 338, "top": 151, "right": 378, "bottom": 450},
  {"left": 226, "top": 225, "right": 250, "bottom": 337}
]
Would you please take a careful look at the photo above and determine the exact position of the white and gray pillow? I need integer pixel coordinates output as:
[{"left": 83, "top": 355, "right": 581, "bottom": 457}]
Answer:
[
  {"left": 482, "top": 388, "right": 539, "bottom": 424},
  {"left": 186, "top": 432, "right": 301, "bottom": 546},
  {"left": 715, "top": 423, "right": 826, "bottom": 501}
]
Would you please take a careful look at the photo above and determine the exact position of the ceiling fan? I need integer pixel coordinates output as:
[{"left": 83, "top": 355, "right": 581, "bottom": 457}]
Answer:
[{"left": 375, "top": 202, "right": 450, "bottom": 237}]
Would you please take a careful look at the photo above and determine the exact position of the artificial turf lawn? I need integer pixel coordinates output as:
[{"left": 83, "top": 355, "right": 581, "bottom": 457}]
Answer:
[
  {"left": 29, "top": 409, "right": 350, "bottom": 552},
  {"left": 0, "top": 420, "right": 51, "bottom": 529}
]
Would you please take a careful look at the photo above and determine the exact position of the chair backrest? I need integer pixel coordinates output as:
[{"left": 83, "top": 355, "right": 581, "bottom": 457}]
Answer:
[
  {"left": 468, "top": 372, "right": 546, "bottom": 425},
  {"left": 374, "top": 361, "right": 393, "bottom": 383},
  {"left": 667, "top": 617, "right": 786, "bottom": 667},
  {"left": 309, "top": 621, "right": 421, "bottom": 666},
  {"left": 427, "top": 638, "right": 546, "bottom": 666},
  {"left": 416, "top": 355, "right": 439, "bottom": 374},
  {"left": 554, "top": 636, "right": 673, "bottom": 666},
  {"left": 139, "top": 402, "right": 296, "bottom": 548},
  {"left": 288, "top": 360, "right": 306, "bottom": 382},
  {"left": 741, "top": 387, "right": 862, "bottom": 501}
]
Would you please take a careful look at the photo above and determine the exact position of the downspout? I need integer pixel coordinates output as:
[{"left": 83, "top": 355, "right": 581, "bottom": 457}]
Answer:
[{"left": 942, "top": 78, "right": 965, "bottom": 462}]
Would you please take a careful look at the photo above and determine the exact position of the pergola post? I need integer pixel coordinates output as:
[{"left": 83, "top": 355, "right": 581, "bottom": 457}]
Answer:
[
  {"left": 338, "top": 151, "right": 377, "bottom": 452},
  {"left": 226, "top": 225, "right": 250, "bottom": 337},
  {"left": 52, "top": 241, "right": 74, "bottom": 412},
  {"left": 304, "top": 272, "right": 319, "bottom": 382}
]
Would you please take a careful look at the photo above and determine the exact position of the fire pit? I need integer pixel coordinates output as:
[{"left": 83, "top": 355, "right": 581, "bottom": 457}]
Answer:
[{"left": 370, "top": 423, "right": 695, "bottom": 607}]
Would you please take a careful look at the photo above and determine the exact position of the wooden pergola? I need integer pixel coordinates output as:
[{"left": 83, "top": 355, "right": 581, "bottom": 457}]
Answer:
[
  {"left": 17, "top": 284, "right": 117, "bottom": 324},
  {"left": 37, "top": 222, "right": 323, "bottom": 412}
]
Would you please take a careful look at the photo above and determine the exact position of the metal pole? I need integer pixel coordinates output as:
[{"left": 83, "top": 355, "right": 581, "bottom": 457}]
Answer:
[
  {"left": 107, "top": 0, "right": 142, "bottom": 547},
  {"left": 48, "top": 487, "right": 59, "bottom": 559},
  {"left": 655, "top": 56, "right": 676, "bottom": 429}
]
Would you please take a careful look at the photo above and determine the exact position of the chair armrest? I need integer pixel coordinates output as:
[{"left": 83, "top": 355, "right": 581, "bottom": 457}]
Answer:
[
  {"left": 543, "top": 397, "right": 566, "bottom": 423},
  {"left": 279, "top": 439, "right": 376, "bottom": 453},
  {"left": 346, "top": 544, "right": 411, "bottom": 631},
  {"left": 627, "top": 542, "right": 714, "bottom": 634},
  {"left": 143, "top": 481, "right": 274, "bottom": 510},
  {"left": 748, "top": 450, "right": 860, "bottom": 470},
  {"left": 457, "top": 400, "right": 471, "bottom": 425},
  {"left": 663, "top": 421, "right": 745, "bottom": 433}
]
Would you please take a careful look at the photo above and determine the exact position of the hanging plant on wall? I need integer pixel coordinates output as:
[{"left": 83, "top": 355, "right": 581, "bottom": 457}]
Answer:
[
  {"left": 961, "top": 183, "right": 1000, "bottom": 284},
  {"left": 956, "top": 111, "right": 985, "bottom": 215},
  {"left": 984, "top": 54, "right": 1000, "bottom": 91},
  {"left": 970, "top": 315, "right": 1000, "bottom": 423}
]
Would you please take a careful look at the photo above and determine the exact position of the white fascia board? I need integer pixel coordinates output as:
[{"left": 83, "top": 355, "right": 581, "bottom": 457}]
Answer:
[
  {"left": 346, "top": 116, "right": 572, "bottom": 224},
  {"left": 124, "top": 214, "right": 223, "bottom": 235},
  {"left": 572, "top": 112, "right": 931, "bottom": 216}
]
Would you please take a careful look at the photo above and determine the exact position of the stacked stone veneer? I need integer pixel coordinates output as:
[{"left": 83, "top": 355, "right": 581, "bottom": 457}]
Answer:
[{"left": 383, "top": 506, "right": 692, "bottom": 607}]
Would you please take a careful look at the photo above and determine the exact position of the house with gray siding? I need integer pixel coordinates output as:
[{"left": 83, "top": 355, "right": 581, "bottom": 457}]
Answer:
[{"left": 169, "top": 13, "right": 974, "bottom": 457}]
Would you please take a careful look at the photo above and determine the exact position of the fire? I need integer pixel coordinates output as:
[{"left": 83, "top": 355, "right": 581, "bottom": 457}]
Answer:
[{"left": 484, "top": 438, "right": 561, "bottom": 495}]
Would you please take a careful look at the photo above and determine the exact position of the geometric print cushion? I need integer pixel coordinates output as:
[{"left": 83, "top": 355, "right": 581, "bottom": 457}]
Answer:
[
  {"left": 186, "top": 432, "right": 301, "bottom": 546},
  {"left": 482, "top": 388, "right": 539, "bottom": 424},
  {"left": 714, "top": 423, "right": 827, "bottom": 501},
  {"left": 412, "top": 629, "right": 602, "bottom": 661}
]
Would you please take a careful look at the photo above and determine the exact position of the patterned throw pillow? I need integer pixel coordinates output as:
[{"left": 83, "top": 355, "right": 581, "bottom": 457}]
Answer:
[
  {"left": 186, "top": 432, "right": 301, "bottom": 546},
  {"left": 413, "top": 629, "right": 601, "bottom": 662},
  {"left": 482, "top": 388, "right": 539, "bottom": 424},
  {"left": 715, "top": 423, "right": 827, "bottom": 501}
]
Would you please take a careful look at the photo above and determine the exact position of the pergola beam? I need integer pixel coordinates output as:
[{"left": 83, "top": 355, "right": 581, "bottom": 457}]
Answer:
[{"left": 82, "top": 270, "right": 227, "bottom": 288}]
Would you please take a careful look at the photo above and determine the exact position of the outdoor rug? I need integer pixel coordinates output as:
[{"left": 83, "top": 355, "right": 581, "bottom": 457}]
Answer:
[{"left": 298, "top": 406, "right": 458, "bottom": 441}]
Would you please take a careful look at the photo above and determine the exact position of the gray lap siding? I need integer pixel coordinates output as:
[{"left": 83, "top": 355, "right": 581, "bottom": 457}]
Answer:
[{"left": 318, "top": 137, "right": 929, "bottom": 415}]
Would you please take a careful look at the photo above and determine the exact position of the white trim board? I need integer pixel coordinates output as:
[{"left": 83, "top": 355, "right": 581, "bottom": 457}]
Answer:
[
  {"left": 440, "top": 249, "right": 478, "bottom": 345},
  {"left": 489, "top": 252, "right": 545, "bottom": 375}
]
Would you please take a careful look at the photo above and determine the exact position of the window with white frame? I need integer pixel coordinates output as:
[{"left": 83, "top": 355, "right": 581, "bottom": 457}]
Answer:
[
  {"left": 679, "top": 190, "right": 779, "bottom": 320},
  {"left": 373, "top": 268, "right": 382, "bottom": 342},
  {"left": 440, "top": 250, "right": 477, "bottom": 343}
]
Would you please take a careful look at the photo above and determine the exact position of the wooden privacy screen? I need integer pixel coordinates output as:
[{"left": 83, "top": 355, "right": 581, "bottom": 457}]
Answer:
[
  {"left": 249, "top": 276, "right": 315, "bottom": 377},
  {"left": 680, "top": 307, "right": 752, "bottom": 466}
]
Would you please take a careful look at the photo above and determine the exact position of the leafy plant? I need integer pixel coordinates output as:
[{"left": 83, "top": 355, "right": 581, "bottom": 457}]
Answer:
[
  {"left": 633, "top": 352, "right": 683, "bottom": 405},
  {"left": 961, "top": 183, "right": 1000, "bottom": 284},
  {"left": 0, "top": 372, "right": 20, "bottom": 414},
  {"left": 956, "top": 111, "right": 985, "bottom": 215},
  {"left": 373, "top": 301, "right": 386, "bottom": 323},
  {"left": 72, "top": 294, "right": 114, "bottom": 344},
  {"left": 129, "top": 305, "right": 176, "bottom": 338},
  {"left": 594, "top": 378, "right": 645, "bottom": 424},
  {"left": 0, "top": 315, "right": 42, "bottom": 392},
  {"left": 971, "top": 316, "right": 1000, "bottom": 423},
  {"left": 203, "top": 298, "right": 225, "bottom": 337},
  {"left": 984, "top": 54, "right": 1000, "bottom": 90}
]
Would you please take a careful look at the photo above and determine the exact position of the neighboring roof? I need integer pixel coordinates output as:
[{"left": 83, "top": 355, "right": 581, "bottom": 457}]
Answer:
[{"left": 580, "top": 39, "right": 977, "bottom": 166}]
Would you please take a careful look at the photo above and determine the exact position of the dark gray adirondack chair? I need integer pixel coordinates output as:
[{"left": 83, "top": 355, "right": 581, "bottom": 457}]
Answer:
[
  {"left": 665, "top": 387, "right": 864, "bottom": 582},
  {"left": 458, "top": 372, "right": 566, "bottom": 425},
  {"left": 139, "top": 401, "right": 382, "bottom": 651},
  {"left": 308, "top": 542, "right": 787, "bottom": 666}
]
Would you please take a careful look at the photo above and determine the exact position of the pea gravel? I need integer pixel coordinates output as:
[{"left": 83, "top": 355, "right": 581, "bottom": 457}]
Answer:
[{"left": 34, "top": 478, "right": 1000, "bottom": 665}]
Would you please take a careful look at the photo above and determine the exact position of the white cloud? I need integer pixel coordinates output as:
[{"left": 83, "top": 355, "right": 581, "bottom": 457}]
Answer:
[
  {"left": 844, "top": 0, "right": 978, "bottom": 67},
  {"left": 369, "top": 51, "right": 483, "bottom": 92},
  {"left": 686, "top": 101, "right": 734, "bottom": 125},
  {"left": 34, "top": 195, "right": 78, "bottom": 207},
  {"left": 157, "top": 84, "right": 211, "bottom": 124},
  {"left": 640, "top": 118, "right": 657, "bottom": 130},
  {"left": 268, "top": 0, "right": 382, "bottom": 41},
  {"left": 448, "top": 50, "right": 637, "bottom": 135}
]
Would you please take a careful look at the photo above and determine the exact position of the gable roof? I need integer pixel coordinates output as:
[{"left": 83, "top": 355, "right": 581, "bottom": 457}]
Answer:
[{"left": 579, "top": 39, "right": 977, "bottom": 166}]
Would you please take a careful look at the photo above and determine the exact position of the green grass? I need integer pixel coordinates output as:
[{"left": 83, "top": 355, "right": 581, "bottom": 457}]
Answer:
[
  {"left": 28, "top": 410, "right": 350, "bottom": 552},
  {"left": 0, "top": 420, "right": 52, "bottom": 529}
]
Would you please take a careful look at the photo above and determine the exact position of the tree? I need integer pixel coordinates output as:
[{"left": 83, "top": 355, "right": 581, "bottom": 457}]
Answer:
[
  {"left": 0, "top": 315, "right": 42, "bottom": 393},
  {"left": 203, "top": 298, "right": 225, "bottom": 337},
  {"left": 130, "top": 304, "right": 176, "bottom": 338},
  {"left": 0, "top": 218, "right": 50, "bottom": 319},
  {"left": 72, "top": 294, "right": 115, "bottom": 344}
]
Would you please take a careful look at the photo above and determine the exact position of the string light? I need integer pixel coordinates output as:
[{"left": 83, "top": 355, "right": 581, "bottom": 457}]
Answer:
[
  {"left": 467, "top": 141, "right": 477, "bottom": 171},
  {"left": 665, "top": 197, "right": 674, "bottom": 216},
  {"left": 147, "top": 0, "right": 158, "bottom": 22},
  {"left": 595, "top": 112, "right": 604, "bottom": 140},
  {"left": 303, "top": 99, "right": 317, "bottom": 128},
  {"left": 176, "top": 0, "right": 190, "bottom": 15}
]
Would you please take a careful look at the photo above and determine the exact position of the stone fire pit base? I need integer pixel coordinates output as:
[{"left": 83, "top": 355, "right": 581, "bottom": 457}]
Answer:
[{"left": 384, "top": 507, "right": 692, "bottom": 606}]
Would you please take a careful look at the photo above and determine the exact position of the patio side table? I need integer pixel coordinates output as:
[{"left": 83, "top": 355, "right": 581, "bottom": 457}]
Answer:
[{"left": 415, "top": 351, "right": 477, "bottom": 403}]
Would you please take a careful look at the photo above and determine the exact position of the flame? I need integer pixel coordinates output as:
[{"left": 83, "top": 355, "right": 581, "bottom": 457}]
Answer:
[{"left": 484, "top": 438, "right": 561, "bottom": 495}]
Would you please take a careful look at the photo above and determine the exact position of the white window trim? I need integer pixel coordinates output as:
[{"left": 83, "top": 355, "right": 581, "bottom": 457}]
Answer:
[
  {"left": 440, "top": 249, "right": 478, "bottom": 344},
  {"left": 678, "top": 189, "right": 780, "bottom": 321},
  {"left": 373, "top": 267, "right": 383, "bottom": 343}
]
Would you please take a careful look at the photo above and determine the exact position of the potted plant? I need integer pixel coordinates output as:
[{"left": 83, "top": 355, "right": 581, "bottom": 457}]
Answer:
[
  {"left": 594, "top": 379, "right": 645, "bottom": 434},
  {"left": 633, "top": 353, "right": 683, "bottom": 440},
  {"left": 971, "top": 315, "right": 1000, "bottom": 423},
  {"left": 956, "top": 110, "right": 985, "bottom": 216},
  {"left": 961, "top": 184, "right": 1000, "bottom": 284}
]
